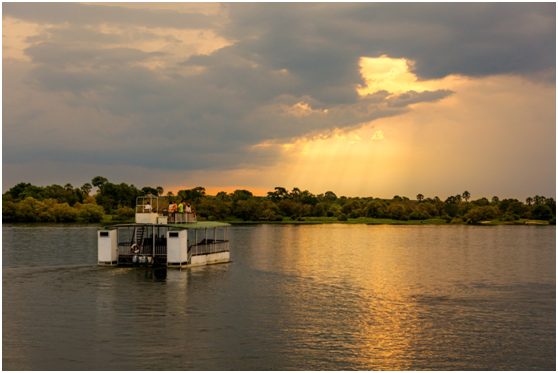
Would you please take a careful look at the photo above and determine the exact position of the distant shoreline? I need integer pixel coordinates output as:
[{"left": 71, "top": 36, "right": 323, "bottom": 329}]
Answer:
[
  {"left": 2, "top": 219, "right": 552, "bottom": 227},
  {"left": 224, "top": 218, "right": 552, "bottom": 226},
  {"left": 2, "top": 217, "right": 552, "bottom": 227},
  {"left": 94, "top": 217, "right": 551, "bottom": 226}
]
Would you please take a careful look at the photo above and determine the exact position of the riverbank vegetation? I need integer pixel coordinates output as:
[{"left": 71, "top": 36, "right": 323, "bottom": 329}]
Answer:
[{"left": 3, "top": 178, "right": 556, "bottom": 225}]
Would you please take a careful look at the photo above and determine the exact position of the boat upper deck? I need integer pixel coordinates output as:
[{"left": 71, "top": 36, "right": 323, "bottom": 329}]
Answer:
[{"left": 103, "top": 221, "right": 230, "bottom": 230}]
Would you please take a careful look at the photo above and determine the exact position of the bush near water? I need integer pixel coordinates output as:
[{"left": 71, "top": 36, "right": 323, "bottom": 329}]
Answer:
[{"left": 2, "top": 178, "right": 556, "bottom": 225}]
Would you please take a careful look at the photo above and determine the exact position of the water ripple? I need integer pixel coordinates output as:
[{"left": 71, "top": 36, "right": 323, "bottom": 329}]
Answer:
[{"left": 2, "top": 224, "right": 555, "bottom": 370}]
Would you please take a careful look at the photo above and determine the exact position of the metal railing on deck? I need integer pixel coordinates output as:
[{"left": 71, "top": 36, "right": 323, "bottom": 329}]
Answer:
[
  {"left": 154, "top": 243, "right": 167, "bottom": 256},
  {"left": 118, "top": 242, "right": 167, "bottom": 256},
  {"left": 162, "top": 212, "right": 196, "bottom": 223},
  {"left": 188, "top": 240, "right": 229, "bottom": 259},
  {"left": 173, "top": 212, "right": 197, "bottom": 223}
]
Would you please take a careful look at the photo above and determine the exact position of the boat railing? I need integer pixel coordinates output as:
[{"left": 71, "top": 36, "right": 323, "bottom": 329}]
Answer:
[
  {"left": 188, "top": 239, "right": 229, "bottom": 258},
  {"left": 154, "top": 243, "right": 168, "bottom": 256},
  {"left": 118, "top": 241, "right": 167, "bottom": 256},
  {"left": 118, "top": 239, "right": 227, "bottom": 258},
  {"left": 175, "top": 212, "right": 197, "bottom": 223},
  {"left": 163, "top": 212, "right": 197, "bottom": 223}
]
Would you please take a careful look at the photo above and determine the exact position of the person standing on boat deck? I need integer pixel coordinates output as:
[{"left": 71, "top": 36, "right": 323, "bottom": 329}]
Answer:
[
  {"left": 168, "top": 201, "right": 176, "bottom": 222},
  {"left": 185, "top": 202, "right": 193, "bottom": 222},
  {"left": 144, "top": 202, "right": 152, "bottom": 213},
  {"left": 178, "top": 201, "right": 184, "bottom": 214},
  {"left": 177, "top": 201, "right": 184, "bottom": 223}
]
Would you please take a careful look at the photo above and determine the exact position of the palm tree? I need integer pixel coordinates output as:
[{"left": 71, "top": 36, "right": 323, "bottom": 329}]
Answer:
[
  {"left": 462, "top": 191, "right": 470, "bottom": 202},
  {"left": 492, "top": 196, "right": 499, "bottom": 204},
  {"left": 156, "top": 186, "right": 164, "bottom": 196},
  {"left": 455, "top": 194, "right": 462, "bottom": 203},
  {"left": 534, "top": 195, "right": 542, "bottom": 204},
  {"left": 64, "top": 183, "right": 73, "bottom": 190},
  {"left": 416, "top": 194, "right": 424, "bottom": 202},
  {"left": 526, "top": 197, "right": 533, "bottom": 206}
]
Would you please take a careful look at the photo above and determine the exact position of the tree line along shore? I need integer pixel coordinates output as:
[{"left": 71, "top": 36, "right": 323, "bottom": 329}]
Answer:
[{"left": 2, "top": 177, "right": 556, "bottom": 225}]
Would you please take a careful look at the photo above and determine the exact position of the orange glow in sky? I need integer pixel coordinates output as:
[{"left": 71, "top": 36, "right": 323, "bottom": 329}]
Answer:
[{"left": 174, "top": 57, "right": 553, "bottom": 198}]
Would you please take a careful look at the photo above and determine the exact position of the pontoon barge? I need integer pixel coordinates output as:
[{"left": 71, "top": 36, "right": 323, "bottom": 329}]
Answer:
[{"left": 97, "top": 194, "right": 230, "bottom": 268}]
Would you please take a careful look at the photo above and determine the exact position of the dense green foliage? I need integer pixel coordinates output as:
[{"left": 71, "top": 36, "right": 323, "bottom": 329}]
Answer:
[
  {"left": 6, "top": 182, "right": 84, "bottom": 205},
  {"left": 3, "top": 178, "right": 556, "bottom": 225}
]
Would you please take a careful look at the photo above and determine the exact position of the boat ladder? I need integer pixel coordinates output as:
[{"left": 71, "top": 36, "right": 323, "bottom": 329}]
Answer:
[{"left": 135, "top": 226, "right": 145, "bottom": 245}]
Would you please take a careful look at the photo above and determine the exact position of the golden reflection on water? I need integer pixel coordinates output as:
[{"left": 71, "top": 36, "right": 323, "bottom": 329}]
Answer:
[
  {"left": 355, "top": 286, "right": 417, "bottom": 370},
  {"left": 351, "top": 230, "right": 420, "bottom": 371},
  {"left": 254, "top": 225, "right": 476, "bottom": 370},
  {"left": 250, "top": 225, "right": 430, "bottom": 369}
]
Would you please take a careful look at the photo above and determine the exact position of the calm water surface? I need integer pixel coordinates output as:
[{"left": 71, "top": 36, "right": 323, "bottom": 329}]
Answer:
[{"left": 3, "top": 224, "right": 556, "bottom": 370}]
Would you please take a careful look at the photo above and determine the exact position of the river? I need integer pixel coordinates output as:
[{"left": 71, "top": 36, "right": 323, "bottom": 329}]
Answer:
[{"left": 2, "top": 224, "right": 555, "bottom": 370}]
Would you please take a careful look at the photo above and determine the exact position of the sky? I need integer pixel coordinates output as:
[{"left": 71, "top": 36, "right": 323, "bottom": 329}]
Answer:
[{"left": 2, "top": 3, "right": 556, "bottom": 199}]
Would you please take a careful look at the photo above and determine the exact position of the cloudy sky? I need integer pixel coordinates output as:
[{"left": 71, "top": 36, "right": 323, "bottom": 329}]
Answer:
[{"left": 2, "top": 3, "right": 555, "bottom": 199}]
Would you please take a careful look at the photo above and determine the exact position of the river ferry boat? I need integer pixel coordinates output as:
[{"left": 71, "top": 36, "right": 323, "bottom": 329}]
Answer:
[{"left": 98, "top": 194, "right": 230, "bottom": 268}]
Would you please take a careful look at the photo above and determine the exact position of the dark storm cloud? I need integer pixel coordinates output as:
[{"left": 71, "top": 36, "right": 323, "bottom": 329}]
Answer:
[
  {"left": 222, "top": 3, "right": 555, "bottom": 82},
  {"left": 3, "top": 2, "right": 220, "bottom": 30},
  {"left": 26, "top": 43, "right": 165, "bottom": 69},
  {"left": 3, "top": 3, "right": 555, "bottom": 173},
  {"left": 387, "top": 90, "right": 455, "bottom": 108}
]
